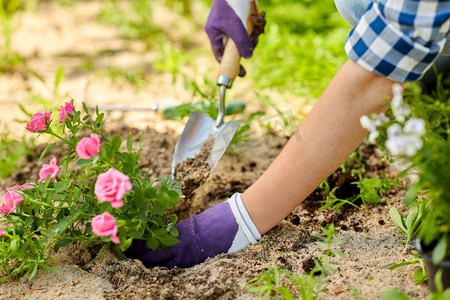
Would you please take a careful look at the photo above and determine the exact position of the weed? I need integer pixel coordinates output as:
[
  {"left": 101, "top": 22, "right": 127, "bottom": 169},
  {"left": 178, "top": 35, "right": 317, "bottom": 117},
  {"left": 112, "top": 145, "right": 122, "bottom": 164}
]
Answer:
[
  {"left": 313, "top": 224, "right": 344, "bottom": 257},
  {"left": 318, "top": 149, "right": 365, "bottom": 213},
  {"left": 246, "top": 265, "right": 296, "bottom": 300},
  {"left": 310, "top": 223, "right": 345, "bottom": 278},
  {"left": 387, "top": 250, "right": 427, "bottom": 285},
  {"left": 356, "top": 172, "right": 398, "bottom": 206},
  {"left": 340, "top": 150, "right": 366, "bottom": 177},
  {"left": 321, "top": 194, "right": 361, "bottom": 214},
  {"left": 320, "top": 168, "right": 397, "bottom": 213},
  {"left": 389, "top": 201, "right": 426, "bottom": 247},
  {"left": 246, "top": 257, "right": 325, "bottom": 300}
]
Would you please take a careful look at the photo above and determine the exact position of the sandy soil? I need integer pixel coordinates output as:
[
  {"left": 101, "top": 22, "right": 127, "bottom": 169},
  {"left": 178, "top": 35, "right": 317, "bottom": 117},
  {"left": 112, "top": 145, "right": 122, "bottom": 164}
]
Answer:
[
  {"left": 0, "top": 1, "right": 429, "bottom": 299},
  {"left": 0, "top": 125, "right": 428, "bottom": 299}
]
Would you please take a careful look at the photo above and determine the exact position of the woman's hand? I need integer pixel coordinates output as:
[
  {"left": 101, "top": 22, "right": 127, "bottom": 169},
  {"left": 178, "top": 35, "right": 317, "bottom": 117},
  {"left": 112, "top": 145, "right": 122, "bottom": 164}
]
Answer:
[{"left": 205, "top": 0, "right": 265, "bottom": 76}]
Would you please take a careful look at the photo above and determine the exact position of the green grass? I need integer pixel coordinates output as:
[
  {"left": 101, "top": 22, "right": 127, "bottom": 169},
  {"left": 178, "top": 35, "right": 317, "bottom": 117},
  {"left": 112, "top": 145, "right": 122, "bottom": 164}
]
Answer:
[
  {"left": 248, "top": 0, "right": 350, "bottom": 98},
  {"left": 0, "top": 0, "right": 25, "bottom": 72},
  {"left": 404, "top": 77, "right": 450, "bottom": 141},
  {"left": 0, "top": 132, "right": 34, "bottom": 179}
]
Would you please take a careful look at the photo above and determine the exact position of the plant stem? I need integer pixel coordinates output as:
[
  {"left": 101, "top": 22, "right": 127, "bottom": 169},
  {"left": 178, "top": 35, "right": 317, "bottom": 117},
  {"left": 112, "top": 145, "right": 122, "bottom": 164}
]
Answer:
[
  {"left": 27, "top": 198, "right": 58, "bottom": 209},
  {"left": 46, "top": 129, "right": 70, "bottom": 144}
]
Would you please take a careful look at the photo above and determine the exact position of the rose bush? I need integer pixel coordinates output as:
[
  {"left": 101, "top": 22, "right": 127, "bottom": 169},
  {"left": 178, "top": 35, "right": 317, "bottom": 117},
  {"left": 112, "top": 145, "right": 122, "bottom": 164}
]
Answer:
[{"left": 0, "top": 101, "right": 181, "bottom": 281}]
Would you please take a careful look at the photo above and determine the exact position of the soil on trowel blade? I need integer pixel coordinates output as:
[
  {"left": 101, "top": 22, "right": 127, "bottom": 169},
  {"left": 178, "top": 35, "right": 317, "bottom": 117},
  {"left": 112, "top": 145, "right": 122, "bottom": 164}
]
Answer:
[{"left": 174, "top": 138, "right": 214, "bottom": 196}]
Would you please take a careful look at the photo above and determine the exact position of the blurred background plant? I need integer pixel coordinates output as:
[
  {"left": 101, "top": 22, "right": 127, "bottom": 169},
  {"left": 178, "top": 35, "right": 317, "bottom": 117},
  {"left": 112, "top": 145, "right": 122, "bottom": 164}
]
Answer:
[
  {"left": 0, "top": 0, "right": 25, "bottom": 72},
  {"left": 0, "top": 131, "right": 34, "bottom": 179},
  {"left": 360, "top": 78, "right": 450, "bottom": 291}
]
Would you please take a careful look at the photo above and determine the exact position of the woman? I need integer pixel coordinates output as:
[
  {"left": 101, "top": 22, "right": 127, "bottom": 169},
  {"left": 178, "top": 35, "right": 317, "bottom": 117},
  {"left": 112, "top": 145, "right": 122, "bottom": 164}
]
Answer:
[{"left": 126, "top": 0, "right": 450, "bottom": 268}]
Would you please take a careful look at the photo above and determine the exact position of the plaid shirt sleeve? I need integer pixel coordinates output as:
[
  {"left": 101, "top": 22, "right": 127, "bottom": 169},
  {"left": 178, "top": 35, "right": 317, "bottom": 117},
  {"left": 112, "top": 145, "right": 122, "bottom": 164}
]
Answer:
[{"left": 345, "top": 0, "right": 450, "bottom": 82}]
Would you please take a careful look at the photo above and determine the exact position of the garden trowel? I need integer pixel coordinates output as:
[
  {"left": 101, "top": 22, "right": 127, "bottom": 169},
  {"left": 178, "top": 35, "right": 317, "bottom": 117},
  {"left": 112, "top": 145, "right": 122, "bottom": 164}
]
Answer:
[{"left": 171, "top": 37, "right": 247, "bottom": 180}]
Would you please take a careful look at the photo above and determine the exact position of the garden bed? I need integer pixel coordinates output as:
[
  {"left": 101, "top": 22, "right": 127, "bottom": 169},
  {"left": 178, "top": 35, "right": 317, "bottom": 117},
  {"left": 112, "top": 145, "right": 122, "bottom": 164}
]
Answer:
[{"left": 0, "top": 125, "right": 428, "bottom": 299}]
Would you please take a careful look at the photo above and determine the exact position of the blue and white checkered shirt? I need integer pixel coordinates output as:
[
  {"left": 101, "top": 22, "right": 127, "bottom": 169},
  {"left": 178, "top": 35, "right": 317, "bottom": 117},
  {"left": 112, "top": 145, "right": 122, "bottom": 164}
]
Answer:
[{"left": 345, "top": 0, "right": 450, "bottom": 82}]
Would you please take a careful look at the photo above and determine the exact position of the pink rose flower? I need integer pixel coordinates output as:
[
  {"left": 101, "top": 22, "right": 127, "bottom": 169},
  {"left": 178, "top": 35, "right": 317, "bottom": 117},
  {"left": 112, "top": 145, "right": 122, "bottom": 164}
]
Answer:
[
  {"left": 8, "top": 184, "right": 33, "bottom": 191},
  {"left": 1, "top": 184, "right": 33, "bottom": 214},
  {"left": 95, "top": 168, "right": 132, "bottom": 208},
  {"left": 0, "top": 205, "right": 12, "bottom": 214},
  {"left": 26, "top": 110, "right": 52, "bottom": 133},
  {"left": 91, "top": 212, "right": 120, "bottom": 244},
  {"left": 58, "top": 99, "right": 75, "bottom": 123},
  {"left": 0, "top": 228, "right": 5, "bottom": 237},
  {"left": 76, "top": 134, "right": 101, "bottom": 159},
  {"left": 39, "top": 157, "right": 60, "bottom": 183}
]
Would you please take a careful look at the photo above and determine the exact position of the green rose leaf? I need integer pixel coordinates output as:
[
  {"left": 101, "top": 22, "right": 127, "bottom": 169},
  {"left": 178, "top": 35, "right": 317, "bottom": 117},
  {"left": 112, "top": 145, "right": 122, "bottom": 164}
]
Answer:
[
  {"left": 146, "top": 237, "right": 160, "bottom": 250},
  {"left": 54, "top": 239, "right": 72, "bottom": 253},
  {"left": 159, "top": 235, "right": 179, "bottom": 247}
]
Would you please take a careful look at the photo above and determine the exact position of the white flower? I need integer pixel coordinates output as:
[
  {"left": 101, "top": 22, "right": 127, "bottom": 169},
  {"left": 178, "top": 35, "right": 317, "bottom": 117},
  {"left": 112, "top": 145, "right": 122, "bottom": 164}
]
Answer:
[
  {"left": 368, "top": 131, "right": 379, "bottom": 144},
  {"left": 392, "top": 103, "right": 411, "bottom": 123},
  {"left": 404, "top": 135, "right": 423, "bottom": 157},
  {"left": 392, "top": 83, "right": 403, "bottom": 98},
  {"left": 387, "top": 124, "right": 402, "bottom": 138},
  {"left": 386, "top": 135, "right": 404, "bottom": 156},
  {"left": 390, "top": 84, "right": 411, "bottom": 122},
  {"left": 404, "top": 118, "right": 425, "bottom": 137},
  {"left": 385, "top": 132, "right": 423, "bottom": 157},
  {"left": 360, "top": 115, "right": 376, "bottom": 132},
  {"left": 373, "top": 113, "right": 389, "bottom": 126},
  {"left": 360, "top": 114, "right": 384, "bottom": 144}
]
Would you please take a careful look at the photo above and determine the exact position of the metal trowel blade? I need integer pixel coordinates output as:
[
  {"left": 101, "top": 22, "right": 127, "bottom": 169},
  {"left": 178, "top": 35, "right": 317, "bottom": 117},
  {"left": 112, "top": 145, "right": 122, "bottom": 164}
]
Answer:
[{"left": 171, "top": 111, "right": 241, "bottom": 179}]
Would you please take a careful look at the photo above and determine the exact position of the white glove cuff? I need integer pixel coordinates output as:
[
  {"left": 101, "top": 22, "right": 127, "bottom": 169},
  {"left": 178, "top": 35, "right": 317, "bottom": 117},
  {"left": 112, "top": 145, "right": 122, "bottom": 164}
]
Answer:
[
  {"left": 227, "top": 193, "right": 261, "bottom": 254},
  {"left": 226, "top": 0, "right": 250, "bottom": 30}
]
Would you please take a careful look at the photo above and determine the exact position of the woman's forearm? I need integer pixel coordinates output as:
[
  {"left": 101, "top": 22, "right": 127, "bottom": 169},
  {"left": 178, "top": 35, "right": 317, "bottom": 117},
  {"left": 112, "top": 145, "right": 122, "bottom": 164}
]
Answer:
[{"left": 242, "top": 59, "right": 396, "bottom": 234}]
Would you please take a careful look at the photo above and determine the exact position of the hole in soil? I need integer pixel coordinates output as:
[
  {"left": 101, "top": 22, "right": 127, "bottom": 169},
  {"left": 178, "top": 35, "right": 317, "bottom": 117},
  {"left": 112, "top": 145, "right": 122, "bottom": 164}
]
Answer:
[{"left": 301, "top": 257, "right": 321, "bottom": 275}]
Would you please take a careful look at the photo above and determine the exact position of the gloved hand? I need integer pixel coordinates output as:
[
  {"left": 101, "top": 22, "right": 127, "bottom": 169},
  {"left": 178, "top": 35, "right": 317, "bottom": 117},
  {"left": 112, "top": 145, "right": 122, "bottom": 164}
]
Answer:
[
  {"left": 205, "top": 0, "right": 266, "bottom": 76},
  {"left": 125, "top": 193, "right": 261, "bottom": 269}
]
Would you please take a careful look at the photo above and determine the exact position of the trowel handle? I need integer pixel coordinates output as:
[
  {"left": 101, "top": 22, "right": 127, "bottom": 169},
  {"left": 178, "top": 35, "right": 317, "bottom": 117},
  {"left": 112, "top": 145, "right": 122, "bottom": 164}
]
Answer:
[
  {"left": 218, "top": 20, "right": 254, "bottom": 82},
  {"left": 218, "top": 39, "right": 241, "bottom": 80},
  {"left": 216, "top": 19, "right": 253, "bottom": 127}
]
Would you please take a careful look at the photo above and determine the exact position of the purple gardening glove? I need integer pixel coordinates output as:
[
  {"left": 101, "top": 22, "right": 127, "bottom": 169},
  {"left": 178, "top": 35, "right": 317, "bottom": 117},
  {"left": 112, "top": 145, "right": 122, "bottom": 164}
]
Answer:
[
  {"left": 205, "top": 0, "right": 266, "bottom": 77},
  {"left": 125, "top": 193, "right": 261, "bottom": 269}
]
